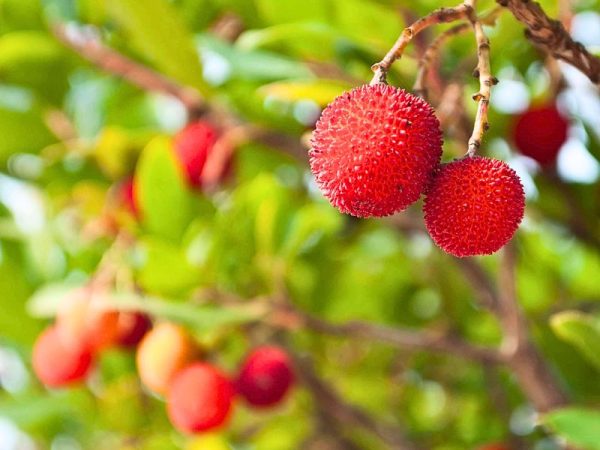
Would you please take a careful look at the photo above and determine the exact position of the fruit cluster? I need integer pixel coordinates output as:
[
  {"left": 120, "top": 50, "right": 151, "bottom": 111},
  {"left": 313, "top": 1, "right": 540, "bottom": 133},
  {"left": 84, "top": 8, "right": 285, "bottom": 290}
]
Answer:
[
  {"left": 32, "top": 299, "right": 295, "bottom": 434},
  {"left": 310, "top": 83, "right": 527, "bottom": 257}
]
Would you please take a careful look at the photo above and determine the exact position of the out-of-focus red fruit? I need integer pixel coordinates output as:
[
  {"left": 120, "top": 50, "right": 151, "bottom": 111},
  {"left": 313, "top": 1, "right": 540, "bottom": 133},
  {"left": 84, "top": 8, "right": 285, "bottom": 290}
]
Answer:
[
  {"left": 115, "top": 312, "right": 152, "bottom": 348},
  {"left": 173, "top": 121, "right": 218, "bottom": 189},
  {"left": 423, "top": 156, "right": 525, "bottom": 257},
  {"left": 310, "top": 84, "right": 443, "bottom": 217},
  {"left": 513, "top": 103, "right": 568, "bottom": 166},
  {"left": 167, "top": 363, "right": 235, "bottom": 433},
  {"left": 136, "top": 322, "right": 198, "bottom": 395},
  {"left": 235, "top": 346, "right": 295, "bottom": 408},
  {"left": 118, "top": 176, "right": 139, "bottom": 218},
  {"left": 56, "top": 290, "right": 120, "bottom": 352},
  {"left": 32, "top": 326, "right": 93, "bottom": 387}
]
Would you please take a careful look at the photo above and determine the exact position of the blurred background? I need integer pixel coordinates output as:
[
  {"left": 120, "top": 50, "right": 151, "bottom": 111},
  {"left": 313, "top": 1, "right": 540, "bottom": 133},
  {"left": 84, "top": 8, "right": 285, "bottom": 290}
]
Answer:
[{"left": 1, "top": 0, "right": 600, "bottom": 449}]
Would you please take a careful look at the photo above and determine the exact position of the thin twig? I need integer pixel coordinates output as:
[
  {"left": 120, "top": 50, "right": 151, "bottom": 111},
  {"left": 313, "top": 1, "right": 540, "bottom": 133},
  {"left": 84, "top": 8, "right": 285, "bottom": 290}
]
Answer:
[
  {"left": 466, "top": 3, "right": 498, "bottom": 156},
  {"left": 497, "top": 0, "right": 600, "bottom": 85},
  {"left": 370, "top": 3, "right": 474, "bottom": 85},
  {"left": 52, "top": 23, "right": 205, "bottom": 116}
]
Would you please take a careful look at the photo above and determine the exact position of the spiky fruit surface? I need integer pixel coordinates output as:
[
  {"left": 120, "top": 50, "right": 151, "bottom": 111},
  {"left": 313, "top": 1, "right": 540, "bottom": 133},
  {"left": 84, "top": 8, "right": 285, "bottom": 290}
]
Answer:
[
  {"left": 167, "top": 363, "right": 234, "bottom": 433},
  {"left": 32, "top": 326, "right": 93, "bottom": 387},
  {"left": 174, "top": 120, "right": 218, "bottom": 188},
  {"left": 136, "top": 322, "right": 198, "bottom": 394},
  {"left": 236, "top": 346, "right": 295, "bottom": 408},
  {"left": 310, "top": 84, "right": 442, "bottom": 218},
  {"left": 513, "top": 104, "right": 568, "bottom": 165},
  {"left": 115, "top": 312, "right": 152, "bottom": 348},
  {"left": 424, "top": 157, "right": 525, "bottom": 257}
]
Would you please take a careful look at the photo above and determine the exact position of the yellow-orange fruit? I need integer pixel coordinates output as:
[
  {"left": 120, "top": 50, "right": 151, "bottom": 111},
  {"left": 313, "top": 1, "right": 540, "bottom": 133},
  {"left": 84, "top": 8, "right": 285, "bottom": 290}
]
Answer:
[{"left": 136, "top": 322, "right": 198, "bottom": 395}]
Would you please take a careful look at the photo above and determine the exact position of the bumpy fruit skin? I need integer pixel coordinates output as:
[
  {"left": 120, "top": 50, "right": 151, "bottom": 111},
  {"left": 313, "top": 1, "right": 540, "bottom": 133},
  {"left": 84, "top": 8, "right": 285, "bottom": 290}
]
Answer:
[
  {"left": 513, "top": 104, "right": 568, "bottom": 166},
  {"left": 167, "top": 363, "right": 234, "bottom": 433},
  {"left": 236, "top": 346, "right": 295, "bottom": 408},
  {"left": 423, "top": 157, "right": 525, "bottom": 257},
  {"left": 115, "top": 312, "right": 152, "bottom": 348},
  {"left": 32, "top": 326, "right": 93, "bottom": 387},
  {"left": 173, "top": 121, "right": 218, "bottom": 188},
  {"left": 136, "top": 322, "right": 198, "bottom": 394},
  {"left": 310, "top": 84, "right": 443, "bottom": 218}
]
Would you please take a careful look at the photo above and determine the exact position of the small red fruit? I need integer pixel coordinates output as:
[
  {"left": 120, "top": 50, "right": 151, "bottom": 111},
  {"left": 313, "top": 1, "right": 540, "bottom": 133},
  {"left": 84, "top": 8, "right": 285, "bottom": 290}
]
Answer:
[
  {"left": 32, "top": 326, "right": 93, "bottom": 387},
  {"left": 115, "top": 312, "right": 152, "bottom": 348},
  {"left": 118, "top": 176, "right": 139, "bottom": 218},
  {"left": 475, "top": 444, "right": 511, "bottom": 450},
  {"left": 167, "top": 363, "right": 234, "bottom": 433},
  {"left": 423, "top": 156, "right": 525, "bottom": 257},
  {"left": 310, "top": 84, "right": 442, "bottom": 217},
  {"left": 173, "top": 121, "right": 218, "bottom": 188},
  {"left": 236, "top": 346, "right": 295, "bottom": 408},
  {"left": 513, "top": 103, "right": 568, "bottom": 166}
]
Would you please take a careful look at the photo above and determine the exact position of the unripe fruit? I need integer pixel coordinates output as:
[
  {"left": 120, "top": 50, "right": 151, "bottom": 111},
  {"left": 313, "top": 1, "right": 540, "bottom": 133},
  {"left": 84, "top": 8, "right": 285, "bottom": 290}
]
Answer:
[
  {"left": 32, "top": 326, "right": 93, "bottom": 387},
  {"left": 310, "top": 84, "right": 443, "bottom": 218},
  {"left": 423, "top": 156, "right": 525, "bottom": 257},
  {"left": 56, "top": 290, "right": 120, "bottom": 352},
  {"left": 173, "top": 120, "right": 218, "bottom": 189},
  {"left": 136, "top": 322, "right": 198, "bottom": 395},
  {"left": 115, "top": 312, "right": 152, "bottom": 348},
  {"left": 235, "top": 346, "right": 295, "bottom": 408},
  {"left": 513, "top": 103, "right": 568, "bottom": 166},
  {"left": 167, "top": 363, "right": 234, "bottom": 433}
]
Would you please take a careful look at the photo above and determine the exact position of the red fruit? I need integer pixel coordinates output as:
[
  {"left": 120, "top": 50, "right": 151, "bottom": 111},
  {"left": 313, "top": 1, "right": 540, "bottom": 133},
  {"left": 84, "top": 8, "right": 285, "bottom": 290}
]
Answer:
[
  {"left": 475, "top": 444, "right": 511, "bottom": 450},
  {"left": 167, "top": 363, "right": 234, "bottom": 433},
  {"left": 513, "top": 103, "right": 568, "bottom": 165},
  {"left": 236, "top": 346, "right": 295, "bottom": 408},
  {"left": 115, "top": 312, "right": 152, "bottom": 348},
  {"left": 118, "top": 176, "right": 139, "bottom": 218},
  {"left": 173, "top": 121, "right": 218, "bottom": 188},
  {"left": 32, "top": 326, "right": 93, "bottom": 387},
  {"left": 310, "top": 84, "right": 442, "bottom": 218},
  {"left": 423, "top": 156, "right": 525, "bottom": 257}
]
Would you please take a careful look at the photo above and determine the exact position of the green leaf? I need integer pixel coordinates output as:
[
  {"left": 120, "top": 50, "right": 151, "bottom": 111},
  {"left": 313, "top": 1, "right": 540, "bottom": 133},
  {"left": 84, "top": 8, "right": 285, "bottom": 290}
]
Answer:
[
  {"left": 105, "top": 0, "right": 207, "bottom": 94},
  {"left": 544, "top": 408, "right": 600, "bottom": 450},
  {"left": 259, "top": 79, "right": 352, "bottom": 105},
  {"left": 0, "top": 106, "right": 57, "bottom": 163},
  {"left": 254, "top": 0, "right": 330, "bottom": 25},
  {"left": 135, "top": 136, "right": 195, "bottom": 241},
  {"left": 551, "top": 311, "right": 600, "bottom": 371}
]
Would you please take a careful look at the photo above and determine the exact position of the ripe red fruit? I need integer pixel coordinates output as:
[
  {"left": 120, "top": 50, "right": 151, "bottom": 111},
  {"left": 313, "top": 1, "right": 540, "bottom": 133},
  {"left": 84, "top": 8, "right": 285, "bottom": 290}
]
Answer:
[
  {"left": 32, "top": 326, "right": 93, "bottom": 387},
  {"left": 118, "top": 176, "right": 139, "bottom": 218},
  {"left": 423, "top": 156, "right": 525, "bottom": 257},
  {"left": 173, "top": 120, "right": 218, "bottom": 188},
  {"left": 475, "top": 444, "right": 511, "bottom": 450},
  {"left": 236, "top": 346, "right": 295, "bottom": 408},
  {"left": 115, "top": 312, "right": 152, "bottom": 348},
  {"left": 310, "top": 84, "right": 442, "bottom": 218},
  {"left": 167, "top": 363, "right": 234, "bottom": 433},
  {"left": 513, "top": 103, "right": 568, "bottom": 166}
]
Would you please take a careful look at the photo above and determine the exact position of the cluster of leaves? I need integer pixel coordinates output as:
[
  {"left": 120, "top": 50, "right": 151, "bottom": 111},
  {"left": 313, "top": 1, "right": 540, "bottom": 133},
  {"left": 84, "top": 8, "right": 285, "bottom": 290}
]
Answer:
[{"left": 1, "top": 0, "right": 600, "bottom": 449}]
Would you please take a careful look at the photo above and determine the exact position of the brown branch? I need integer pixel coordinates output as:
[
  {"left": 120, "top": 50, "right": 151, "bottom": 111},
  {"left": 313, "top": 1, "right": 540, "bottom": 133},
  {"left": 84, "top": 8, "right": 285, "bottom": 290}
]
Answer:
[
  {"left": 466, "top": 4, "right": 498, "bottom": 156},
  {"left": 497, "top": 0, "right": 600, "bottom": 85},
  {"left": 51, "top": 23, "right": 205, "bottom": 116},
  {"left": 370, "top": 3, "right": 474, "bottom": 85},
  {"left": 270, "top": 303, "right": 504, "bottom": 365},
  {"left": 290, "top": 350, "right": 420, "bottom": 450}
]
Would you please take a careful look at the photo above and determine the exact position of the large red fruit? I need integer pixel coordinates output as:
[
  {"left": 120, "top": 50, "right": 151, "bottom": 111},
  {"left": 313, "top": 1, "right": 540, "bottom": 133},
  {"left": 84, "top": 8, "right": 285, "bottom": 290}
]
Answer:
[
  {"left": 167, "top": 363, "right": 234, "bottom": 433},
  {"left": 513, "top": 103, "right": 568, "bottom": 165},
  {"left": 310, "top": 84, "right": 442, "bottom": 218},
  {"left": 32, "top": 326, "right": 93, "bottom": 387},
  {"left": 236, "top": 346, "right": 295, "bottom": 408},
  {"left": 423, "top": 157, "right": 525, "bottom": 257},
  {"left": 173, "top": 120, "right": 218, "bottom": 188}
]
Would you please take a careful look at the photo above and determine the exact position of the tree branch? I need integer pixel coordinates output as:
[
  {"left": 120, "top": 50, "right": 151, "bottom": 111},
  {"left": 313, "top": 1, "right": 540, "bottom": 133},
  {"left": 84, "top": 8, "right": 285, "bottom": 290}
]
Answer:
[{"left": 497, "top": 0, "right": 600, "bottom": 85}]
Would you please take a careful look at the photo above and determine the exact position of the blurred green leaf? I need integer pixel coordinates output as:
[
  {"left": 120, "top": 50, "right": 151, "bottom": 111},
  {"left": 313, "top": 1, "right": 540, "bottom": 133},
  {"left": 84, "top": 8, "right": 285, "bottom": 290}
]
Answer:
[
  {"left": 259, "top": 79, "right": 352, "bottom": 105},
  {"left": 0, "top": 106, "right": 56, "bottom": 162},
  {"left": 551, "top": 311, "right": 600, "bottom": 371},
  {"left": 105, "top": 0, "right": 207, "bottom": 94},
  {"left": 135, "top": 136, "right": 195, "bottom": 241},
  {"left": 544, "top": 408, "right": 600, "bottom": 450}
]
